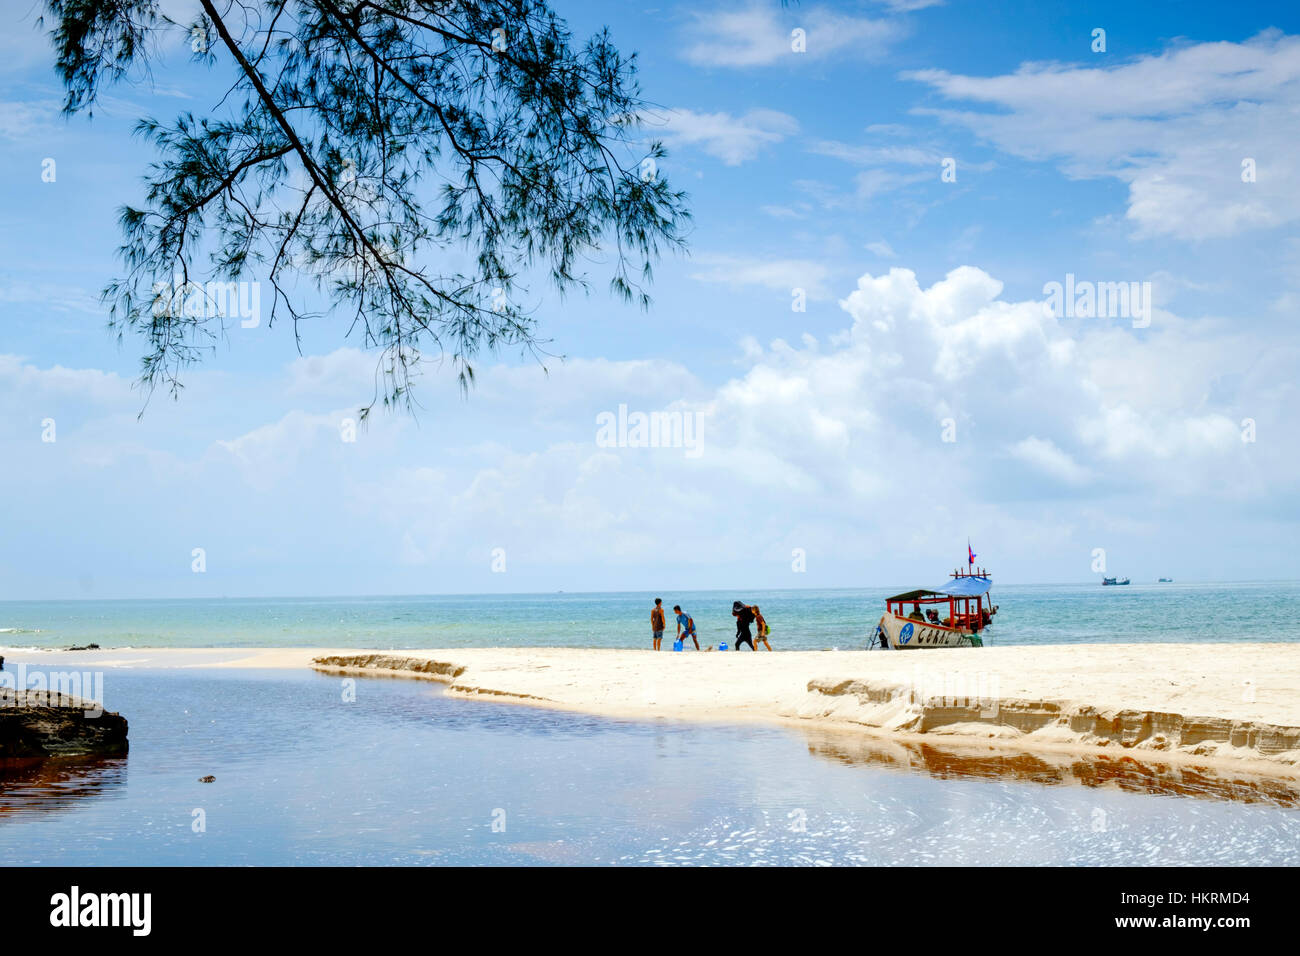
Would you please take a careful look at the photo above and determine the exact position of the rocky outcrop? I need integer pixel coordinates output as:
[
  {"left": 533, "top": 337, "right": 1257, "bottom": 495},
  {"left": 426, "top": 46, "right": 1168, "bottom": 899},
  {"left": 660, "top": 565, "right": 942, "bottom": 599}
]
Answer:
[{"left": 0, "top": 690, "right": 129, "bottom": 757}]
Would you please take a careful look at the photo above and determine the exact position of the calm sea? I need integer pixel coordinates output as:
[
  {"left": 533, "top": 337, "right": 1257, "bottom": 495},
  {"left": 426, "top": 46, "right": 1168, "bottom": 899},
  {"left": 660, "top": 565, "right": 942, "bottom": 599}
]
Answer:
[{"left": 1, "top": 581, "right": 1298, "bottom": 650}]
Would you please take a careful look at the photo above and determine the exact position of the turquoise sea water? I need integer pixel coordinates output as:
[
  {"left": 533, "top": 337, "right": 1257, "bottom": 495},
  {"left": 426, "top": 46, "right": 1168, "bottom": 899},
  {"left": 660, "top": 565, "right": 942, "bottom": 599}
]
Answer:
[
  {"left": 2, "top": 581, "right": 1298, "bottom": 650},
  {"left": 4, "top": 585, "right": 1300, "bottom": 866}
]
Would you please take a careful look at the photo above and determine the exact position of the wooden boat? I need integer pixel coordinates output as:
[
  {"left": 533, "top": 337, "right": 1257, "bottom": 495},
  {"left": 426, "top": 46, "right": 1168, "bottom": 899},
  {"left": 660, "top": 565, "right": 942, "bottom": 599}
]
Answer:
[{"left": 872, "top": 569, "right": 997, "bottom": 650}]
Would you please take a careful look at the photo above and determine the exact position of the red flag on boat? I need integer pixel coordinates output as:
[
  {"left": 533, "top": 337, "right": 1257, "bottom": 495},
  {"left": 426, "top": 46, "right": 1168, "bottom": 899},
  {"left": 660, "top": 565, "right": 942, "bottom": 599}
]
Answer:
[{"left": 968, "top": 540, "right": 976, "bottom": 567}]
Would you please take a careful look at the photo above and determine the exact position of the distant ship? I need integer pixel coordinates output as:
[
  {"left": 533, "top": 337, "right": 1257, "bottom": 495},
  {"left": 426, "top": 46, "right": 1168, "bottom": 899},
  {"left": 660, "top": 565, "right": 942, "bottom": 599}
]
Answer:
[
  {"left": 1158, "top": 577, "right": 1173, "bottom": 583},
  {"left": 1102, "top": 577, "right": 1130, "bottom": 586}
]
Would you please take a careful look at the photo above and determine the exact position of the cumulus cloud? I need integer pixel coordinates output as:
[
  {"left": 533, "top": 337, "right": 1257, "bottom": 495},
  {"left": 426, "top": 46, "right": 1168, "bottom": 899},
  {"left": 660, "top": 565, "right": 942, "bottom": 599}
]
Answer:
[
  {"left": 0, "top": 261, "right": 1289, "bottom": 592},
  {"left": 906, "top": 31, "right": 1300, "bottom": 239},
  {"left": 412, "top": 264, "right": 1276, "bottom": 562}
]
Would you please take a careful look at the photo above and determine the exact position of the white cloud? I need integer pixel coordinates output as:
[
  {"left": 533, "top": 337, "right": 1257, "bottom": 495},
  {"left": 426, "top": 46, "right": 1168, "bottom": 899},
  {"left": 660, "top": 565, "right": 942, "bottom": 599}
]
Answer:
[
  {"left": 658, "top": 108, "right": 798, "bottom": 165},
  {"left": 0, "top": 278, "right": 101, "bottom": 314},
  {"left": 214, "top": 410, "right": 349, "bottom": 491},
  {"left": 854, "top": 167, "right": 934, "bottom": 199},
  {"left": 805, "top": 137, "right": 961, "bottom": 201},
  {"left": 681, "top": 3, "right": 904, "bottom": 68},
  {"left": 760, "top": 203, "right": 808, "bottom": 219},
  {"left": 810, "top": 141, "right": 942, "bottom": 167},
  {"left": 1009, "top": 437, "right": 1091, "bottom": 485},
  {"left": 268, "top": 267, "right": 1288, "bottom": 536},
  {"left": 286, "top": 348, "right": 379, "bottom": 398},
  {"left": 0, "top": 355, "right": 129, "bottom": 407},
  {"left": 907, "top": 31, "right": 1300, "bottom": 238},
  {"left": 0, "top": 98, "right": 61, "bottom": 140},
  {"left": 877, "top": 0, "right": 944, "bottom": 10},
  {"left": 688, "top": 253, "right": 834, "bottom": 299},
  {"left": 1076, "top": 406, "right": 1240, "bottom": 462},
  {"left": 1, "top": 259, "right": 1292, "bottom": 593}
]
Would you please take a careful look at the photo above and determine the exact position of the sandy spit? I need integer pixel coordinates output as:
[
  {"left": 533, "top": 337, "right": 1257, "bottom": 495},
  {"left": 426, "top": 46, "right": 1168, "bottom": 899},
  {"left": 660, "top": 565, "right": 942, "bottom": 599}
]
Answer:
[
  {"left": 7, "top": 643, "right": 1300, "bottom": 777},
  {"left": 307, "top": 645, "right": 1300, "bottom": 776}
]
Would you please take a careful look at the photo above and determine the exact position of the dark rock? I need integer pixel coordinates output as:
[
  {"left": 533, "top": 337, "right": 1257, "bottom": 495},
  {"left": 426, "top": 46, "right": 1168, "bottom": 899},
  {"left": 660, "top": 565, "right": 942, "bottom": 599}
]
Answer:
[
  {"left": 0, "top": 690, "right": 128, "bottom": 757},
  {"left": 66, "top": 644, "right": 100, "bottom": 651}
]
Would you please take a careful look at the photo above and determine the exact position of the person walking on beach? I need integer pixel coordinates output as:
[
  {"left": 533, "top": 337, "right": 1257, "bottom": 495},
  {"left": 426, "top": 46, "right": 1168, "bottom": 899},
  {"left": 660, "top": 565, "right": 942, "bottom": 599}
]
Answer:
[
  {"left": 732, "top": 600, "right": 757, "bottom": 651},
  {"left": 673, "top": 604, "right": 700, "bottom": 650},
  {"left": 752, "top": 604, "right": 772, "bottom": 651},
  {"left": 651, "top": 598, "right": 666, "bottom": 651}
]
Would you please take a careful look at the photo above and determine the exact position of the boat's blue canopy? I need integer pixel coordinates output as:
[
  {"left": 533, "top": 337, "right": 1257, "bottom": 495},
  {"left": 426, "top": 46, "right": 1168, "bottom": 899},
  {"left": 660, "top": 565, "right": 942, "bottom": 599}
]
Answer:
[{"left": 934, "top": 576, "right": 992, "bottom": 597}]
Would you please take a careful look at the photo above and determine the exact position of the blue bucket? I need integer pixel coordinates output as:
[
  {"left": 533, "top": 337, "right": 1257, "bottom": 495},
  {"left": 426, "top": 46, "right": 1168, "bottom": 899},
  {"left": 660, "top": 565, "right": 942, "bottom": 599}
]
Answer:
[
  {"left": 719, "top": 643, "right": 728, "bottom": 651},
  {"left": 672, "top": 639, "right": 683, "bottom": 652}
]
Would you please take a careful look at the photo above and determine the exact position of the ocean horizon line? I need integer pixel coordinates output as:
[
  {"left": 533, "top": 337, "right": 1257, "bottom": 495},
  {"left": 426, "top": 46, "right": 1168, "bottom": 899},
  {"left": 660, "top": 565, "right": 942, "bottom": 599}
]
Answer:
[{"left": 0, "top": 577, "right": 1293, "bottom": 605}]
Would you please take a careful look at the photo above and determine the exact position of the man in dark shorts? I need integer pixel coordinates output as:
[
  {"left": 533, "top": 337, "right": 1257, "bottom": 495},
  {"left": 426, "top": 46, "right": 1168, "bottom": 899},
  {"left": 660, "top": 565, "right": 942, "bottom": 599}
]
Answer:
[
  {"left": 732, "top": 600, "right": 756, "bottom": 651},
  {"left": 651, "top": 598, "right": 666, "bottom": 651},
  {"left": 673, "top": 604, "right": 699, "bottom": 650}
]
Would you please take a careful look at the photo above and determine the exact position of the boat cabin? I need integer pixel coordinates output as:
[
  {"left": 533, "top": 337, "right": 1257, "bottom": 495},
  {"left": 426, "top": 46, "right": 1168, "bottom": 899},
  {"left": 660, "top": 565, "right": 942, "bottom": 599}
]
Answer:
[{"left": 875, "top": 569, "right": 997, "bottom": 649}]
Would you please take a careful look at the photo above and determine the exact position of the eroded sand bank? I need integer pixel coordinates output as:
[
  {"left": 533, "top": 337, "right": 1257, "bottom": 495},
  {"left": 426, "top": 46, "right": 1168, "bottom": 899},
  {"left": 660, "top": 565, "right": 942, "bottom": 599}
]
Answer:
[
  {"left": 6, "top": 643, "right": 1300, "bottom": 777},
  {"left": 309, "top": 645, "right": 1300, "bottom": 775}
]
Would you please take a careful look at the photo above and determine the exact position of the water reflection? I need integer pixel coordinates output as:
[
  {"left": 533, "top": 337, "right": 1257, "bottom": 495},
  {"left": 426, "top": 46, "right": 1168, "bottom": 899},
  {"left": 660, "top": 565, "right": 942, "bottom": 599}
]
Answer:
[
  {"left": 0, "top": 757, "right": 127, "bottom": 820},
  {"left": 800, "top": 727, "right": 1300, "bottom": 807}
]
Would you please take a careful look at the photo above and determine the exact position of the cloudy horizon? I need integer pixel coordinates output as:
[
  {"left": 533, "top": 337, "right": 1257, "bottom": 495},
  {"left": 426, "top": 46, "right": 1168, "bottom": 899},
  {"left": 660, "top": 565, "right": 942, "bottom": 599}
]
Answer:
[{"left": 2, "top": 1, "right": 1296, "bottom": 600}]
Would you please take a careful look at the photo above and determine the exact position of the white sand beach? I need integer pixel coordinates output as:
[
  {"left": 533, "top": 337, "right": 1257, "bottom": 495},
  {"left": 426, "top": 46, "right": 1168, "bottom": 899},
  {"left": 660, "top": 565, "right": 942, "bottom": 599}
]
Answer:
[{"left": 7, "top": 642, "right": 1300, "bottom": 776}]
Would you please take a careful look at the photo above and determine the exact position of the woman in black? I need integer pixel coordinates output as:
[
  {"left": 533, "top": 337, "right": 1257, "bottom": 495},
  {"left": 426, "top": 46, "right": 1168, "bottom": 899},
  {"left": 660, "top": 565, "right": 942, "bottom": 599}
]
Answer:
[{"left": 732, "top": 600, "right": 756, "bottom": 651}]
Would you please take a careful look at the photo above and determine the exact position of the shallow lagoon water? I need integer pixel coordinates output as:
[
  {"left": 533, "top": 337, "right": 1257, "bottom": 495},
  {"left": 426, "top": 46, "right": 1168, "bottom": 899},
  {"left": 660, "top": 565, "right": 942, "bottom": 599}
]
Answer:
[{"left": 1, "top": 668, "right": 1298, "bottom": 866}]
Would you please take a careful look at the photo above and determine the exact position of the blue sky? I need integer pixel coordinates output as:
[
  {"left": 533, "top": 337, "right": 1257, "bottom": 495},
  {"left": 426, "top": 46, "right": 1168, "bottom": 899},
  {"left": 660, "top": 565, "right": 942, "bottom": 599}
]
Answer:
[{"left": 2, "top": 0, "right": 1299, "bottom": 598}]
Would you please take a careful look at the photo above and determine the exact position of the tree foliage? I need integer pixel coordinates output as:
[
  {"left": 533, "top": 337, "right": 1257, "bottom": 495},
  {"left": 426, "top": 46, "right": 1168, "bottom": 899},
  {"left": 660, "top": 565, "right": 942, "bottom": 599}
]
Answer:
[{"left": 42, "top": 0, "right": 689, "bottom": 413}]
